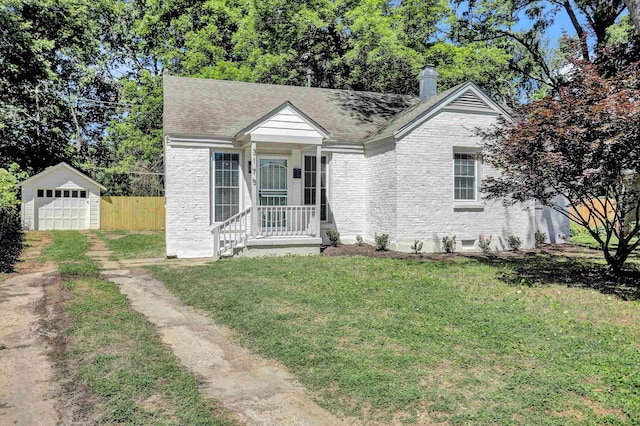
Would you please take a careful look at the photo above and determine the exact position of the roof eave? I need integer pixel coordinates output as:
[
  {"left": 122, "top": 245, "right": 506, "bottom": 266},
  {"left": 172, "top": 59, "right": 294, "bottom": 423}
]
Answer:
[
  {"left": 394, "top": 82, "right": 512, "bottom": 140},
  {"left": 234, "top": 101, "right": 331, "bottom": 140},
  {"left": 19, "top": 162, "right": 107, "bottom": 191}
]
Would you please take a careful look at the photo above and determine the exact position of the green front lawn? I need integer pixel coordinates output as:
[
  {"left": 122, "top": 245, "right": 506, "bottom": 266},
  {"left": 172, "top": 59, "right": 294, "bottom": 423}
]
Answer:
[
  {"left": 93, "top": 230, "right": 165, "bottom": 260},
  {"left": 152, "top": 255, "right": 640, "bottom": 424}
]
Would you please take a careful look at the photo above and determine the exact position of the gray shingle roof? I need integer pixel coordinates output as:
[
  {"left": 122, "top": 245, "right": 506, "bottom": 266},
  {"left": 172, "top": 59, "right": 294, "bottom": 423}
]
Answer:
[{"left": 163, "top": 76, "right": 419, "bottom": 143}]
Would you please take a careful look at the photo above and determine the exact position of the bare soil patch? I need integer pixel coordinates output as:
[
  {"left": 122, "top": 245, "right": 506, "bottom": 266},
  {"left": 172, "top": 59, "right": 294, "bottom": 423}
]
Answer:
[
  {"left": 0, "top": 231, "right": 72, "bottom": 426},
  {"left": 0, "top": 271, "right": 60, "bottom": 425}
]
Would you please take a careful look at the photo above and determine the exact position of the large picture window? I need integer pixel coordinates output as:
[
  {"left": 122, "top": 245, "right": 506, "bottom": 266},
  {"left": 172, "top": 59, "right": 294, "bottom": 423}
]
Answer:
[
  {"left": 213, "top": 153, "right": 240, "bottom": 222},
  {"left": 454, "top": 153, "right": 477, "bottom": 201},
  {"left": 304, "top": 155, "right": 327, "bottom": 221}
]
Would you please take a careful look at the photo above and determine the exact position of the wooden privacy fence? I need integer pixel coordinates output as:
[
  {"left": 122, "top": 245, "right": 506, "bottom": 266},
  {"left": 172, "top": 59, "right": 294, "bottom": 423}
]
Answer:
[
  {"left": 100, "top": 196, "right": 165, "bottom": 230},
  {"left": 569, "top": 200, "right": 616, "bottom": 226}
]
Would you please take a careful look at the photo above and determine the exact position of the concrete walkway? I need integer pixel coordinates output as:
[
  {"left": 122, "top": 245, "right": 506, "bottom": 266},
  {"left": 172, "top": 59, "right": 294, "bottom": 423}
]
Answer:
[{"left": 86, "top": 233, "right": 345, "bottom": 426}]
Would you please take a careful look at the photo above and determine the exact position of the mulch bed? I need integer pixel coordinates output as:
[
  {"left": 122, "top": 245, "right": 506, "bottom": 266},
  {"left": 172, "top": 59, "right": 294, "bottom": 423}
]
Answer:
[{"left": 321, "top": 242, "right": 599, "bottom": 262}]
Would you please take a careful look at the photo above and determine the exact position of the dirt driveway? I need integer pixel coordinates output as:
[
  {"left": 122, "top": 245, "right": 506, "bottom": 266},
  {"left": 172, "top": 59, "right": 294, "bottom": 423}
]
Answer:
[{"left": 0, "top": 233, "right": 60, "bottom": 425}]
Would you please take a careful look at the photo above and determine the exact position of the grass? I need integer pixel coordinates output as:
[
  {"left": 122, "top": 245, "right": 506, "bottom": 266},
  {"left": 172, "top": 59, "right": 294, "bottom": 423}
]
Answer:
[
  {"left": 570, "top": 224, "right": 639, "bottom": 252},
  {"left": 151, "top": 255, "right": 640, "bottom": 424},
  {"left": 60, "top": 277, "right": 236, "bottom": 424},
  {"left": 40, "top": 231, "right": 100, "bottom": 276},
  {"left": 93, "top": 230, "right": 165, "bottom": 260},
  {"left": 43, "top": 231, "right": 235, "bottom": 425}
]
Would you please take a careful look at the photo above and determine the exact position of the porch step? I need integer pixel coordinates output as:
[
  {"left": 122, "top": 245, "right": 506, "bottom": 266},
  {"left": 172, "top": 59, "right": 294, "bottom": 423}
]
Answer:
[{"left": 219, "top": 243, "right": 246, "bottom": 259}]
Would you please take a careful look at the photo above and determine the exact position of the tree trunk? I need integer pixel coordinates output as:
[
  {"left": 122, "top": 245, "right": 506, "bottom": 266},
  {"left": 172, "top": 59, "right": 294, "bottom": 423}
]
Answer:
[
  {"left": 607, "top": 241, "right": 631, "bottom": 275},
  {"left": 625, "top": 0, "right": 640, "bottom": 33}
]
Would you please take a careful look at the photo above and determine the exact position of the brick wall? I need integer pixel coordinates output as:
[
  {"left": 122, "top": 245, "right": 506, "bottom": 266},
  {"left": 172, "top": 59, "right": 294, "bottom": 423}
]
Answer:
[
  {"left": 394, "top": 110, "right": 536, "bottom": 252},
  {"left": 365, "top": 144, "right": 397, "bottom": 244},
  {"left": 165, "top": 144, "right": 213, "bottom": 257},
  {"left": 329, "top": 152, "right": 366, "bottom": 242}
]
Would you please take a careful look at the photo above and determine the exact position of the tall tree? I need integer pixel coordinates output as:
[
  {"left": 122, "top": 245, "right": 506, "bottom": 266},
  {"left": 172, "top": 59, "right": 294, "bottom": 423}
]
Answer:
[
  {"left": 452, "top": 0, "right": 627, "bottom": 93},
  {"left": 481, "top": 53, "right": 640, "bottom": 273},
  {"left": 623, "top": 0, "right": 640, "bottom": 31},
  {"left": 0, "top": 0, "right": 117, "bottom": 174}
]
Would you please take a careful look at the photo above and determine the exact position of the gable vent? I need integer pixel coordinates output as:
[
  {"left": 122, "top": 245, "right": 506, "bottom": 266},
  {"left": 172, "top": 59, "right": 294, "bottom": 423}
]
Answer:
[{"left": 447, "top": 91, "right": 494, "bottom": 112}]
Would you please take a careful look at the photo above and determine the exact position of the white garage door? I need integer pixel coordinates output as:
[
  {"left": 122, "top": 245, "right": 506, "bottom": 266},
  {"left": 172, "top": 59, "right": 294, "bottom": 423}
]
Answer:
[{"left": 36, "top": 189, "right": 89, "bottom": 230}]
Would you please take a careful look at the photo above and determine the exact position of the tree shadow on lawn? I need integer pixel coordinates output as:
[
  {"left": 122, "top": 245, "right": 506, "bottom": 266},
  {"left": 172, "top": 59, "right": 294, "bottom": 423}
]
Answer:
[
  {"left": 474, "top": 245, "right": 640, "bottom": 301},
  {"left": 323, "top": 243, "right": 640, "bottom": 301}
]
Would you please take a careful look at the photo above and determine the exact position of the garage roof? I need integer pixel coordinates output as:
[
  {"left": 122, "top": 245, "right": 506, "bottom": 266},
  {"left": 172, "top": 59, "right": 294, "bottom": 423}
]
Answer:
[{"left": 19, "top": 162, "right": 106, "bottom": 191}]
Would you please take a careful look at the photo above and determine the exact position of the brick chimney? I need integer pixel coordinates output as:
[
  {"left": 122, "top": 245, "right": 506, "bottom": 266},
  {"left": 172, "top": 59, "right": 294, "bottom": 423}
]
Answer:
[{"left": 418, "top": 65, "right": 438, "bottom": 100}]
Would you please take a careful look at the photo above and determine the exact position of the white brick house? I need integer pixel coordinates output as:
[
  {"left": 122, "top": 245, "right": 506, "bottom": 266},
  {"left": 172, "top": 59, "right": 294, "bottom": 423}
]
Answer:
[{"left": 163, "top": 68, "right": 568, "bottom": 258}]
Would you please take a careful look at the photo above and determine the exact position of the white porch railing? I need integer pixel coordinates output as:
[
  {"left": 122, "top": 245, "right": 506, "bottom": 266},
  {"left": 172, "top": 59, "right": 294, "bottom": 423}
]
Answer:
[
  {"left": 211, "top": 207, "right": 251, "bottom": 259},
  {"left": 211, "top": 206, "right": 318, "bottom": 259},
  {"left": 257, "top": 205, "right": 317, "bottom": 237}
]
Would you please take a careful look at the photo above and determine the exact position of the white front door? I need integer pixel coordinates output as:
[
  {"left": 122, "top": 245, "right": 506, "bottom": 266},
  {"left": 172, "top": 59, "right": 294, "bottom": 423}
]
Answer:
[{"left": 258, "top": 158, "right": 288, "bottom": 229}]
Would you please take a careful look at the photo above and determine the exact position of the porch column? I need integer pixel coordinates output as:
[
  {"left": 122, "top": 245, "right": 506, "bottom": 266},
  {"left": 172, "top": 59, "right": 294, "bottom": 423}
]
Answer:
[
  {"left": 315, "top": 144, "right": 322, "bottom": 238},
  {"left": 251, "top": 141, "right": 257, "bottom": 239}
]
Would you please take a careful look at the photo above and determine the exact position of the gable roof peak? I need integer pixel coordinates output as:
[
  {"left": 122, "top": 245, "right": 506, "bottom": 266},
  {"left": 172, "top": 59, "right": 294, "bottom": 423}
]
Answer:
[
  {"left": 235, "top": 100, "right": 330, "bottom": 139},
  {"left": 18, "top": 162, "right": 106, "bottom": 190}
]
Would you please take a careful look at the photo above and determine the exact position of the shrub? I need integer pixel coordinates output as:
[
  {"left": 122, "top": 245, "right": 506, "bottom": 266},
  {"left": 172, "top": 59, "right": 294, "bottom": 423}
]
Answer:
[
  {"left": 374, "top": 233, "right": 389, "bottom": 251},
  {"left": 411, "top": 240, "right": 423, "bottom": 254},
  {"left": 355, "top": 235, "right": 363, "bottom": 246},
  {"left": 326, "top": 229, "right": 340, "bottom": 247},
  {"left": 0, "top": 164, "right": 28, "bottom": 210},
  {"left": 478, "top": 235, "right": 492, "bottom": 254},
  {"left": 442, "top": 236, "right": 456, "bottom": 253},
  {"left": 507, "top": 235, "right": 522, "bottom": 251},
  {"left": 0, "top": 208, "right": 24, "bottom": 273},
  {"left": 534, "top": 231, "right": 547, "bottom": 247}
]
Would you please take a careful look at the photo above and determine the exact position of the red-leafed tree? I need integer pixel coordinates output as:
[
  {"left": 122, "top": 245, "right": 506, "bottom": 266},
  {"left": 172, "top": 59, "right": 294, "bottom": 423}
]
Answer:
[{"left": 481, "top": 52, "right": 640, "bottom": 274}]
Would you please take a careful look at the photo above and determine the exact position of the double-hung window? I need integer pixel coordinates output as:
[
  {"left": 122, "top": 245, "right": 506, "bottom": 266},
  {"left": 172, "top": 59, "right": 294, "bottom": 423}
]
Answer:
[
  {"left": 303, "top": 155, "right": 327, "bottom": 221},
  {"left": 213, "top": 153, "right": 240, "bottom": 222},
  {"left": 454, "top": 153, "right": 477, "bottom": 201}
]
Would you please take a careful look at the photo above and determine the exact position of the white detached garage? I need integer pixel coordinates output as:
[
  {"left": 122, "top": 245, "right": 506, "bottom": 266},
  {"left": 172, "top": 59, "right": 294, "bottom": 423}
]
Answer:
[{"left": 19, "top": 162, "right": 105, "bottom": 230}]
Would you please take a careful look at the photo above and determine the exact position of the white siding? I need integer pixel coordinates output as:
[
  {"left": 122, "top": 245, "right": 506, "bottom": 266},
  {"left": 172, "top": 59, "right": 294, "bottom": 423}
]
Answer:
[
  {"left": 330, "top": 152, "right": 366, "bottom": 242},
  {"left": 165, "top": 144, "right": 213, "bottom": 258},
  {"left": 89, "top": 189, "right": 100, "bottom": 229},
  {"left": 21, "top": 188, "right": 35, "bottom": 230},
  {"left": 249, "top": 106, "right": 324, "bottom": 143},
  {"left": 365, "top": 144, "right": 397, "bottom": 244},
  {"left": 393, "top": 110, "right": 535, "bottom": 252}
]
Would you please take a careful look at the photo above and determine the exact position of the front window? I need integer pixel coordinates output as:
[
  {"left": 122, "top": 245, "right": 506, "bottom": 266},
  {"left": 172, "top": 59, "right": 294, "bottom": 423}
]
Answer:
[
  {"left": 213, "top": 153, "right": 240, "bottom": 222},
  {"left": 304, "top": 156, "right": 327, "bottom": 221},
  {"left": 454, "top": 153, "right": 476, "bottom": 201}
]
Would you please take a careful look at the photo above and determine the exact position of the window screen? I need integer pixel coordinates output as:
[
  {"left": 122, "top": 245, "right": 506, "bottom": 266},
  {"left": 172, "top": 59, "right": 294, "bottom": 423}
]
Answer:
[
  {"left": 304, "top": 156, "right": 327, "bottom": 221},
  {"left": 214, "top": 153, "right": 240, "bottom": 222},
  {"left": 454, "top": 153, "right": 476, "bottom": 200}
]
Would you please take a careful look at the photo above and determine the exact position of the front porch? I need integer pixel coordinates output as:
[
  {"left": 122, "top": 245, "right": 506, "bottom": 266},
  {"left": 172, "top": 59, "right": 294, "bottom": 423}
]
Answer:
[
  {"left": 211, "top": 205, "right": 323, "bottom": 259},
  {"left": 208, "top": 102, "right": 328, "bottom": 259}
]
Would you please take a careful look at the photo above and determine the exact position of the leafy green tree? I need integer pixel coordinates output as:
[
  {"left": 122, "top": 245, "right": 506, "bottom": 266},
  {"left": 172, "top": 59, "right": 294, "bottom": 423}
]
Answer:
[
  {"left": 89, "top": 73, "right": 164, "bottom": 195},
  {"left": 0, "top": 0, "right": 117, "bottom": 174},
  {"left": 0, "top": 163, "right": 27, "bottom": 272},
  {"left": 452, "top": 0, "right": 627, "bottom": 92},
  {"left": 0, "top": 163, "right": 28, "bottom": 211}
]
